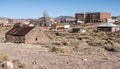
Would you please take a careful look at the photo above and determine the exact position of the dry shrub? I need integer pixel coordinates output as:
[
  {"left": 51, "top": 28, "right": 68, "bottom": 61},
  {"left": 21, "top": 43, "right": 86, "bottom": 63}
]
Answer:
[
  {"left": 0, "top": 52, "right": 10, "bottom": 61},
  {"left": 82, "top": 36, "right": 89, "bottom": 39},
  {"left": 72, "top": 45, "right": 79, "bottom": 52},
  {"left": 52, "top": 41, "right": 61, "bottom": 45},
  {"left": 55, "top": 32, "right": 68, "bottom": 36},
  {"left": 104, "top": 46, "right": 115, "bottom": 52},
  {"left": 50, "top": 47, "right": 64, "bottom": 53},
  {"left": 112, "top": 38, "right": 120, "bottom": 44},
  {"left": 104, "top": 46, "right": 120, "bottom": 52},
  {"left": 70, "top": 28, "right": 80, "bottom": 33},
  {"left": 12, "top": 59, "right": 26, "bottom": 68},
  {"left": 69, "top": 36, "right": 76, "bottom": 39},
  {"left": 77, "top": 36, "right": 83, "bottom": 40},
  {"left": 55, "top": 32, "right": 62, "bottom": 36},
  {"left": 97, "top": 32, "right": 106, "bottom": 36},
  {"left": 87, "top": 41, "right": 96, "bottom": 46},
  {"left": 70, "top": 41, "right": 79, "bottom": 46},
  {"left": 19, "top": 63, "right": 25, "bottom": 68},
  {"left": 62, "top": 41, "right": 70, "bottom": 46},
  {"left": 50, "top": 46, "right": 74, "bottom": 54},
  {"left": 50, "top": 47, "right": 58, "bottom": 52},
  {"left": 87, "top": 40, "right": 106, "bottom": 47}
]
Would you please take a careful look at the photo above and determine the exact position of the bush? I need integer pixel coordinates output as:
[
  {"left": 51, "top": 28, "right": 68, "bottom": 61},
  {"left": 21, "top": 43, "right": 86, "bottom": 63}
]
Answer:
[
  {"left": 50, "top": 47, "right": 58, "bottom": 52},
  {"left": 104, "top": 46, "right": 115, "bottom": 52},
  {"left": 50, "top": 47, "right": 64, "bottom": 53},
  {"left": 77, "top": 37, "right": 82, "bottom": 40},
  {"left": 87, "top": 41, "right": 103, "bottom": 46},
  {"left": 62, "top": 41, "right": 70, "bottom": 46},
  {"left": 52, "top": 41, "right": 61, "bottom": 45},
  {"left": 71, "top": 28, "right": 80, "bottom": 33},
  {"left": 104, "top": 46, "right": 120, "bottom": 52},
  {"left": 13, "top": 59, "right": 25, "bottom": 68},
  {"left": 0, "top": 52, "right": 10, "bottom": 61}
]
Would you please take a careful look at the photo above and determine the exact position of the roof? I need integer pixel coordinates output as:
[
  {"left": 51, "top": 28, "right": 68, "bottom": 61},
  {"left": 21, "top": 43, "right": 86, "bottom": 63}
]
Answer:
[
  {"left": 6, "top": 26, "right": 35, "bottom": 36},
  {"left": 97, "top": 23, "right": 119, "bottom": 27},
  {"left": 65, "top": 18, "right": 75, "bottom": 21},
  {"left": 76, "top": 12, "right": 111, "bottom": 14}
]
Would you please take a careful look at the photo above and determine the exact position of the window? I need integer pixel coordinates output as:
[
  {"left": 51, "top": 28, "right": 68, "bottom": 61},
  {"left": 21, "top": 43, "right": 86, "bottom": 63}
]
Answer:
[{"left": 35, "top": 38, "right": 38, "bottom": 41}]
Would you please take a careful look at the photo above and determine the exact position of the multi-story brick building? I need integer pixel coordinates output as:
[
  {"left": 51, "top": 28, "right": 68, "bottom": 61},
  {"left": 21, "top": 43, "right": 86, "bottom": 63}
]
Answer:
[
  {"left": 75, "top": 13, "right": 85, "bottom": 22},
  {"left": 75, "top": 12, "right": 111, "bottom": 23}
]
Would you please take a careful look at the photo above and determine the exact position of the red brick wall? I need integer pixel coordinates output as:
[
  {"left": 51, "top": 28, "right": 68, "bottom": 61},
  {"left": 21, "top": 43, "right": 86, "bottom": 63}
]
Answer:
[{"left": 100, "top": 12, "right": 111, "bottom": 19}]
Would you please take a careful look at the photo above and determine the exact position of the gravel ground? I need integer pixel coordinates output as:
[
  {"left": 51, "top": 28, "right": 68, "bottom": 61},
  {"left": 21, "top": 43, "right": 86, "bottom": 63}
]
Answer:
[{"left": 0, "top": 43, "right": 120, "bottom": 69}]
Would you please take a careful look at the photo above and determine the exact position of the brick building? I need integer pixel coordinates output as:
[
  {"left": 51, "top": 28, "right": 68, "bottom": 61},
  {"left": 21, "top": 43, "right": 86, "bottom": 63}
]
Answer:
[
  {"left": 75, "top": 13, "right": 85, "bottom": 22},
  {"left": 5, "top": 25, "right": 50, "bottom": 44},
  {"left": 75, "top": 12, "right": 111, "bottom": 23}
]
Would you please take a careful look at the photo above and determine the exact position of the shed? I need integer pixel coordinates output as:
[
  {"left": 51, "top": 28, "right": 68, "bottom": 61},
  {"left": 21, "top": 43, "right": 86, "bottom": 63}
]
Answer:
[
  {"left": 97, "top": 23, "right": 119, "bottom": 32},
  {"left": 5, "top": 26, "right": 50, "bottom": 44}
]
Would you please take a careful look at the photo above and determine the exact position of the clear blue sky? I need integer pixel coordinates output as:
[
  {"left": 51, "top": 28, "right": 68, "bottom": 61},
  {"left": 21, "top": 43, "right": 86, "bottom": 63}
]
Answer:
[{"left": 0, "top": 0, "right": 119, "bottom": 18}]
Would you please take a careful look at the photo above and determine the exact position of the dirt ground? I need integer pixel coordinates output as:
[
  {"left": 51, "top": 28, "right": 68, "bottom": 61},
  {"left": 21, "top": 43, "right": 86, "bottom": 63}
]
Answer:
[
  {"left": 0, "top": 43, "right": 120, "bottom": 69},
  {"left": 0, "top": 25, "right": 120, "bottom": 69}
]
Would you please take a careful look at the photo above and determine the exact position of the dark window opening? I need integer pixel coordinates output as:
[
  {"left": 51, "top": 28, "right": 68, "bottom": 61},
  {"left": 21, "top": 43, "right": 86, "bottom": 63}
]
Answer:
[{"left": 35, "top": 38, "right": 38, "bottom": 41}]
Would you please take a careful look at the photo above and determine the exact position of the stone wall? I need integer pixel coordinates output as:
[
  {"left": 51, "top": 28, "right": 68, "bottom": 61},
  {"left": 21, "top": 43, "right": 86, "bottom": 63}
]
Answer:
[
  {"left": 25, "top": 27, "right": 50, "bottom": 44},
  {"left": 5, "top": 27, "right": 50, "bottom": 44},
  {"left": 5, "top": 35, "right": 25, "bottom": 43}
]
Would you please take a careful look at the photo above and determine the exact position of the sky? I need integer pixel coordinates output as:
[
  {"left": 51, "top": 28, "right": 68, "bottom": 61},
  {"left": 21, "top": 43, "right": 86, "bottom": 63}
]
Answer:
[{"left": 0, "top": 0, "right": 119, "bottom": 18}]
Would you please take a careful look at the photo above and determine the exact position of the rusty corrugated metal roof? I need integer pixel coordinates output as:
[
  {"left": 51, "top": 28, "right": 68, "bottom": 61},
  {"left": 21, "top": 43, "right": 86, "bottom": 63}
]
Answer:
[{"left": 6, "top": 26, "right": 35, "bottom": 36}]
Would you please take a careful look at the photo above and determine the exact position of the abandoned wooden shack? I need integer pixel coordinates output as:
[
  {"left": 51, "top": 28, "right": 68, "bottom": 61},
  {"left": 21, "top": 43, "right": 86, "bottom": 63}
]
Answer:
[
  {"left": 97, "top": 23, "right": 120, "bottom": 32},
  {"left": 5, "top": 25, "right": 50, "bottom": 44}
]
